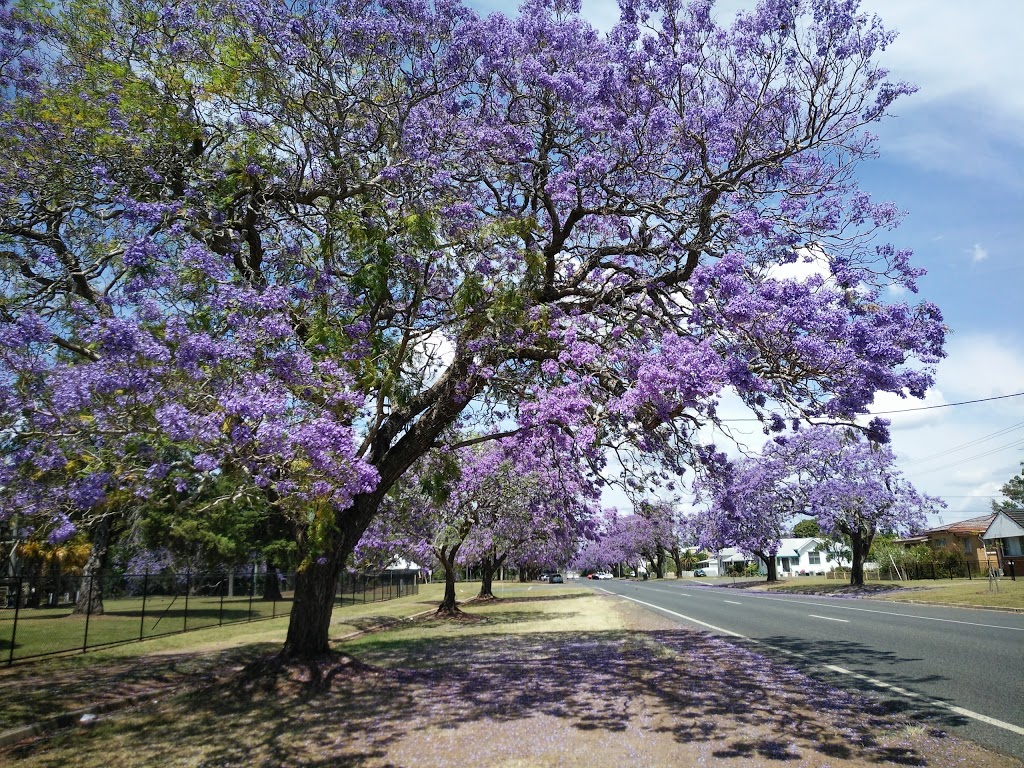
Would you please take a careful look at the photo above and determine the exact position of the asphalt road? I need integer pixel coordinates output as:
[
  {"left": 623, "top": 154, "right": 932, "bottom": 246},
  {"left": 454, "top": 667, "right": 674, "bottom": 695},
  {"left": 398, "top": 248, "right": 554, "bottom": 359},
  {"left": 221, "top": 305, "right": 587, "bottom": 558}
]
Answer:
[{"left": 590, "top": 578, "right": 1024, "bottom": 759}]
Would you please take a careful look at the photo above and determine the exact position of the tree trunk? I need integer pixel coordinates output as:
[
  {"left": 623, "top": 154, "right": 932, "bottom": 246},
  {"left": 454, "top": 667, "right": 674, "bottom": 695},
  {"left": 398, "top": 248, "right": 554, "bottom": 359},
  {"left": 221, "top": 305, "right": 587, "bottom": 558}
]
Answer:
[
  {"left": 282, "top": 555, "right": 345, "bottom": 657},
  {"left": 756, "top": 550, "right": 778, "bottom": 583},
  {"left": 24, "top": 561, "right": 41, "bottom": 608},
  {"left": 262, "top": 560, "right": 283, "bottom": 601},
  {"left": 477, "top": 552, "right": 507, "bottom": 599},
  {"left": 671, "top": 545, "right": 683, "bottom": 578},
  {"left": 74, "top": 518, "right": 111, "bottom": 616},
  {"left": 478, "top": 559, "right": 495, "bottom": 599},
  {"left": 282, "top": 502, "right": 373, "bottom": 658},
  {"left": 654, "top": 549, "right": 666, "bottom": 579},
  {"left": 849, "top": 531, "right": 871, "bottom": 586},
  {"left": 436, "top": 545, "right": 461, "bottom": 614}
]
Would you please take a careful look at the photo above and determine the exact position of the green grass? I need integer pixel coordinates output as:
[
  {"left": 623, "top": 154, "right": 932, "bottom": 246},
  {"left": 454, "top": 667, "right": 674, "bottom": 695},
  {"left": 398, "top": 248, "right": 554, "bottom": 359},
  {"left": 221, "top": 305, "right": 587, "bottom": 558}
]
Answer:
[
  {"left": 875, "top": 577, "right": 1024, "bottom": 609},
  {"left": 0, "top": 582, "right": 430, "bottom": 664},
  {"left": 687, "top": 574, "right": 1024, "bottom": 609}
]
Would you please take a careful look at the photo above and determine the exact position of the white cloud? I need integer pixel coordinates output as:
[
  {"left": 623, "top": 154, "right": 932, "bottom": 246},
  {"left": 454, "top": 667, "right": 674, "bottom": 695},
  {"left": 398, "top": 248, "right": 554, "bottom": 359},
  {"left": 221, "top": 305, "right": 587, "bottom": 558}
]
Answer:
[
  {"left": 764, "top": 245, "right": 832, "bottom": 283},
  {"left": 867, "top": 387, "right": 948, "bottom": 429},
  {"left": 859, "top": 1, "right": 1024, "bottom": 129},
  {"left": 970, "top": 243, "right": 989, "bottom": 263},
  {"left": 935, "top": 334, "right": 1024, "bottom": 400}
]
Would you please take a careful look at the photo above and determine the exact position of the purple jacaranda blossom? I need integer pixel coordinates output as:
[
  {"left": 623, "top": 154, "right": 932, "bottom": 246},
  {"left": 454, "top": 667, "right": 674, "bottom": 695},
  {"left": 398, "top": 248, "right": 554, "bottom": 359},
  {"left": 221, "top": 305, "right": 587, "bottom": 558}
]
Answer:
[{"left": 0, "top": 0, "right": 945, "bottom": 655}]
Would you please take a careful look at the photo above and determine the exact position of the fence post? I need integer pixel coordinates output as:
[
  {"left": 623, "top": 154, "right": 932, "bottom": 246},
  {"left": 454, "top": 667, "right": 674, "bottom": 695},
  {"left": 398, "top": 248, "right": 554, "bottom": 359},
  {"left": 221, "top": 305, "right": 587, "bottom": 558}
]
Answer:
[
  {"left": 219, "top": 574, "right": 226, "bottom": 627},
  {"left": 8, "top": 577, "right": 22, "bottom": 666},
  {"left": 183, "top": 571, "right": 191, "bottom": 633},
  {"left": 139, "top": 572, "right": 149, "bottom": 641},
  {"left": 82, "top": 574, "right": 94, "bottom": 654},
  {"left": 1010, "top": 561, "right": 1017, "bottom": 581},
  {"left": 248, "top": 569, "right": 254, "bottom": 622}
]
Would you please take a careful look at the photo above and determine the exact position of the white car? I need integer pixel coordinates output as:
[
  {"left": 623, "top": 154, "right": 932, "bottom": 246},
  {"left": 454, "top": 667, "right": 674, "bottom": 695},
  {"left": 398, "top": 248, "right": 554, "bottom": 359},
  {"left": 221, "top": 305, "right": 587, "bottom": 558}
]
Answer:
[{"left": 594, "top": 571, "right": 614, "bottom": 580}]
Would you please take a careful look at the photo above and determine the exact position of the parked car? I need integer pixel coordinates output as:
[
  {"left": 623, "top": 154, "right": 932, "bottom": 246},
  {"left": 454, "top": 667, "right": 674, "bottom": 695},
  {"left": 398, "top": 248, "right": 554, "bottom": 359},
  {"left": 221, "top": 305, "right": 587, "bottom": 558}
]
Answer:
[
  {"left": 594, "top": 571, "right": 613, "bottom": 580},
  {"left": 693, "top": 569, "right": 706, "bottom": 577},
  {"left": 550, "top": 574, "right": 564, "bottom": 584},
  {"left": 539, "top": 574, "right": 549, "bottom": 582}
]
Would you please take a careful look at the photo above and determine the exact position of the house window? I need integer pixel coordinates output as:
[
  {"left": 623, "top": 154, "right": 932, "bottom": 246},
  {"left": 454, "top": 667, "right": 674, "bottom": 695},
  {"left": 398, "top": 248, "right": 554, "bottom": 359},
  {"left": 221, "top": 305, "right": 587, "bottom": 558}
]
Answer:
[
  {"left": 808, "top": 552, "right": 821, "bottom": 565},
  {"left": 963, "top": 537, "right": 973, "bottom": 554},
  {"left": 1008, "top": 537, "right": 1024, "bottom": 557},
  {"left": 935, "top": 538, "right": 947, "bottom": 548}
]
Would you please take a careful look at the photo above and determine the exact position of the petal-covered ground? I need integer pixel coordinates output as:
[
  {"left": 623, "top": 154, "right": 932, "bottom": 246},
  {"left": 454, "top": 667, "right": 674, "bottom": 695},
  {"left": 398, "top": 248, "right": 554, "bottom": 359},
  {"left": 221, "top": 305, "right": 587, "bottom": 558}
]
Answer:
[{"left": 1, "top": 592, "right": 1019, "bottom": 767}]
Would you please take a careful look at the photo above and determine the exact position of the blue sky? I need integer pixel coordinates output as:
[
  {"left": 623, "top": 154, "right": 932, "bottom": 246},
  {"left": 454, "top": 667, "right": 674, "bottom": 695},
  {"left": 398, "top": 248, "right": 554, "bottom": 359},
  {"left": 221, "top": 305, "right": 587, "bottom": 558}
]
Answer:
[
  {"left": 470, "top": 0, "right": 1024, "bottom": 524},
  {"left": 808, "top": 0, "right": 1024, "bottom": 522}
]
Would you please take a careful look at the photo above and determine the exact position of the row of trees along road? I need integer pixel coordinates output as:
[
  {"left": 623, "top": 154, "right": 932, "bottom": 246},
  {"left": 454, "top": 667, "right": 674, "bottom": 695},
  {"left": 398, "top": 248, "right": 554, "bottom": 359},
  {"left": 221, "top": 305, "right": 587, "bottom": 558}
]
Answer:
[
  {"left": 0, "top": 0, "right": 946, "bottom": 657},
  {"left": 698, "top": 426, "right": 944, "bottom": 585},
  {"left": 355, "top": 433, "right": 599, "bottom": 613}
]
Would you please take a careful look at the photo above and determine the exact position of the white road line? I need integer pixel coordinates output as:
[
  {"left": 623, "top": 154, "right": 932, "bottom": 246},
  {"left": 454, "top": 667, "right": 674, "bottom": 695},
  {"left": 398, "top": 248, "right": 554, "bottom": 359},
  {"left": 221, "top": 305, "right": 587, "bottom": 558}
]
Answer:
[
  {"left": 809, "top": 614, "right": 849, "bottom": 623},
  {"left": 821, "top": 665, "right": 1024, "bottom": 736},
  {"left": 613, "top": 593, "right": 1024, "bottom": 738},
  {"left": 749, "top": 593, "right": 1024, "bottom": 631},
  {"left": 677, "top": 593, "right": 692, "bottom": 597},
  {"left": 723, "top": 600, "right": 741, "bottom": 605},
  {"left": 612, "top": 594, "right": 744, "bottom": 638}
]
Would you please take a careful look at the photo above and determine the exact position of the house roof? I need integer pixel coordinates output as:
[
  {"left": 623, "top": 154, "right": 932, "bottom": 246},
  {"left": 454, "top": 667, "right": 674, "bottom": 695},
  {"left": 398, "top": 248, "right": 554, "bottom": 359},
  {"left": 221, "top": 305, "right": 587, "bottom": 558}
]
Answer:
[
  {"left": 983, "top": 510, "right": 1024, "bottom": 540},
  {"left": 777, "top": 537, "right": 823, "bottom": 557},
  {"left": 1002, "top": 509, "right": 1024, "bottom": 529},
  {"left": 919, "top": 513, "right": 995, "bottom": 536},
  {"left": 715, "top": 548, "right": 752, "bottom": 562}
]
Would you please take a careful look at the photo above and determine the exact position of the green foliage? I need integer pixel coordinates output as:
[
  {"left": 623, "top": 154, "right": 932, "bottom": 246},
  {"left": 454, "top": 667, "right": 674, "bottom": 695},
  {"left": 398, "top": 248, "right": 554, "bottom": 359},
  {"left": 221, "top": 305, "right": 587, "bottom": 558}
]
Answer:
[
  {"left": 815, "top": 534, "right": 852, "bottom": 563},
  {"left": 136, "top": 474, "right": 294, "bottom": 569},
  {"left": 993, "top": 463, "right": 1024, "bottom": 514},
  {"left": 868, "top": 534, "right": 908, "bottom": 567},
  {"left": 907, "top": 543, "right": 936, "bottom": 564},
  {"left": 792, "top": 518, "right": 820, "bottom": 538}
]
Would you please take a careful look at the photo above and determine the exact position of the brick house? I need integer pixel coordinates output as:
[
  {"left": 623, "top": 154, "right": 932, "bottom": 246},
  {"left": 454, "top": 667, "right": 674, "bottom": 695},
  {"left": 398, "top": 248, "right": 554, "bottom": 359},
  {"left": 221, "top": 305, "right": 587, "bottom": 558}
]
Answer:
[{"left": 894, "top": 514, "right": 995, "bottom": 572}]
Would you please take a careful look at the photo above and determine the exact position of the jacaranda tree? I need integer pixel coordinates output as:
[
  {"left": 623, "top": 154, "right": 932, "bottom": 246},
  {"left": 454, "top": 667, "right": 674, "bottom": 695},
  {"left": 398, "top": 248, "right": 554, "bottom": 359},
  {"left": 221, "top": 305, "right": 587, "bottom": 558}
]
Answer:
[
  {"left": 358, "top": 432, "right": 596, "bottom": 609},
  {"left": 697, "top": 454, "right": 802, "bottom": 582},
  {"left": 700, "top": 426, "right": 940, "bottom": 585},
  {"left": 1, "top": 0, "right": 945, "bottom": 656},
  {"left": 773, "top": 427, "right": 942, "bottom": 585}
]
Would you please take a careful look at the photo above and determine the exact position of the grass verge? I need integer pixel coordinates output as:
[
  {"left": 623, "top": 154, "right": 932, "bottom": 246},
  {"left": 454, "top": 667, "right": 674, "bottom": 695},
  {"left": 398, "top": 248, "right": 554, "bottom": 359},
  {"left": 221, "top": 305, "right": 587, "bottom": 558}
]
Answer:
[{"left": 700, "top": 574, "right": 1024, "bottom": 608}]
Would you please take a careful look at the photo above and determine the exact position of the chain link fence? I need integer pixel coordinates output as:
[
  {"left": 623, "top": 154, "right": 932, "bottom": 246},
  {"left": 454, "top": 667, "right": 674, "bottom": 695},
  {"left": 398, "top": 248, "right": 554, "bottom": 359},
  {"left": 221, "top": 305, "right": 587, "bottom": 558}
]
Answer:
[{"left": 0, "top": 568, "right": 419, "bottom": 665}]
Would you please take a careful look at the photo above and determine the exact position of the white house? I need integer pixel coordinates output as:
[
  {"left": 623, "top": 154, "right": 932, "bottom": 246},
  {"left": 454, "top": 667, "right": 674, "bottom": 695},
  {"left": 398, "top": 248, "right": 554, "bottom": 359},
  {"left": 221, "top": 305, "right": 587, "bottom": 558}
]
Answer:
[
  {"left": 700, "top": 548, "right": 756, "bottom": 577},
  {"left": 756, "top": 537, "right": 850, "bottom": 576},
  {"left": 701, "top": 539, "right": 852, "bottom": 577}
]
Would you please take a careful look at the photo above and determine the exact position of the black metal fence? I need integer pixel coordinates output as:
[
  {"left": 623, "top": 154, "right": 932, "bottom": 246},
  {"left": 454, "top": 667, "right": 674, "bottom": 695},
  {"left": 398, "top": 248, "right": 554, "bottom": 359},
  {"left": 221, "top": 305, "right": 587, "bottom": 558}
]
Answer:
[{"left": 0, "top": 568, "right": 419, "bottom": 666}]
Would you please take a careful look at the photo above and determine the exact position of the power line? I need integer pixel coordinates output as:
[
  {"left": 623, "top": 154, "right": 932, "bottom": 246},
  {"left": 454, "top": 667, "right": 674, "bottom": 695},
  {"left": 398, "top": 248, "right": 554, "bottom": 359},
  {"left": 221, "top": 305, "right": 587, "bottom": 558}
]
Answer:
[
  {"left": 903, "top": 420, "right": 1024, "bottom": 467},
  {"left": 914, "top": 437, "right": 1024, "bottom": 477},
  {"left": 720, "top": 390, "right": 1024, "bottom": 422},
  {"left": 870, "top": 391, "right": 1024, "bottom": 415}
]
